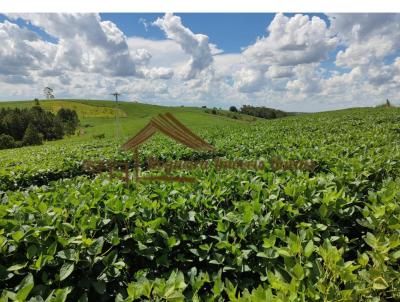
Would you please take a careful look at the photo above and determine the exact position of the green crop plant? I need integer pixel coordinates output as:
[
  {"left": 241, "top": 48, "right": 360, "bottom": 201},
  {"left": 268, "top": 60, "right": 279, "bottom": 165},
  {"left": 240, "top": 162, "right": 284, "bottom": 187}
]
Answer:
[{"left": 0, "top": 104, "right": 399, "bottom": 301}]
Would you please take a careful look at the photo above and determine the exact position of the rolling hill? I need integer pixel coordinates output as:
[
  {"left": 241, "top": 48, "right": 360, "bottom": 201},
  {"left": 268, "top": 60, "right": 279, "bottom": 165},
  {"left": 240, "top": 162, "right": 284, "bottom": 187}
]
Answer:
[{"left": 0, "top": 99, "right": 260, "bottom": 144}]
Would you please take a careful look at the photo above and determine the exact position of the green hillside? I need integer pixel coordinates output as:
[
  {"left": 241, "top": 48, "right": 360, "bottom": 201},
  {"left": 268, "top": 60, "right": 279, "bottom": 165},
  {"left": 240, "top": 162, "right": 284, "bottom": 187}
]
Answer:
[
  {"left": 0, "top": 99, "right": 259, "bottom": 143},
  {"left": 1, "top": 100, "right": 400, "bottom": 301}
]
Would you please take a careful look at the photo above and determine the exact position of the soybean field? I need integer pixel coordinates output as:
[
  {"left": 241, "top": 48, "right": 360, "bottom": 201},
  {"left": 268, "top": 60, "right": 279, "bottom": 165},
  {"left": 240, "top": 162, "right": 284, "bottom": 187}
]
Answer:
[{"left": 0, "top": 100, "right": 399, "bottom": 301}]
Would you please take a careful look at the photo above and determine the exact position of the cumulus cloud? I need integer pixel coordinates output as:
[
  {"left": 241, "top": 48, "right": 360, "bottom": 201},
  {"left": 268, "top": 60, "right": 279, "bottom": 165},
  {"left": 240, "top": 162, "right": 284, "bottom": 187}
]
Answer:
[
  {"left": 141, "top": 67, "right": 174, "bottom": 80},
  {"left": 234, "top": 68, "right": 265, "bottom": 93},
  {"left": 132, "top": 48, "right": 152, "bottom": 65},
  {"left": 7, "top": 13, "right": 140, "bottom": 77},
  {"left": 329, "top": 14, "right": 400, "bottom": 68},
  {"left": 244, "top": 13, "right": 337, "bottom": 67},
  {"left": 286, "top": 64, "right": 321, "bottom": 96},
  {"left": 1, "top": 13, "right": 400, "bottom": 111},
  {"left": 0, "top": 20, "right": 55, "bottom": 77},
  {"left": 233, "top": 13, "right": 338, "bottom": 93},
  {"left": 328, "top": 13, "right": 400, "bottom": 91},
  {"left": 153, "top": 13, "right": 214, "bottom": 80},
  {"left": 328, "top": 13, "right": 400, "bottom": 43},
  {"left": 127, "top": 36, "right": 189, "bottom": 69},
  {"left": 266, "top": 66, "right": 295, "bottom": 79}
]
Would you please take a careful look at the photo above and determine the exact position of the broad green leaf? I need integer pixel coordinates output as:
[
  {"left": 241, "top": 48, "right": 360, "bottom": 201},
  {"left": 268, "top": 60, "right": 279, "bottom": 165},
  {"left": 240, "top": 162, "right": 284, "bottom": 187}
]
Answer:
[
  {"left": 358, "top": 253, "right": 369, "bottom": 266},
  {"left": 57, "top": 249, "right": 77, "bottom": 261},
  {"left": 304, "top": 240, "right": 314, "bottom": 258},
  {"left": 390, "top": 249, "right": 400, "bottom": 259},
  {"left": 373, "top": 277, "right": 388, "bottom": 290},
  {"left": 59, "top": 262, "right": 74, "bottom": 281},
  {"left": 52, "top": 287, "right": 73, "bottom": 302},
  {"left": 292, "top": 263, "right": 304, "bottom": 280},
  {"left": 15, "top": 273, "right": 34, "bottom": 301},
  {"left": 88, "top": 237, "right": 104, "bottom": 255},
  {"left": 7, "top": 262, "right": 27, "bottom": 272},
  {"left": 12, "top": 231, "right": 24, "bottom": 242},
  {"left": 364, "top": 232, "right": 378, "bottom": 249}
]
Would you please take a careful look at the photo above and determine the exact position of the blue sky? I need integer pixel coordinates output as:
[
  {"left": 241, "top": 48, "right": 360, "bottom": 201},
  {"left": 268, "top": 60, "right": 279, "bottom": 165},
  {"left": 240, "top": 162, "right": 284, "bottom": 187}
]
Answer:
[
  {"left": 0, "top": 13, "right": 399, "bottom": 111},
  {"left": 100, "top": 13, "right": 280, "bottom": 53},
  {"left": 103, "top": 13, "right": 329, "bottom": 53},
  {"left": 1, "top": 13, "right": 328, "bottom": 53}
]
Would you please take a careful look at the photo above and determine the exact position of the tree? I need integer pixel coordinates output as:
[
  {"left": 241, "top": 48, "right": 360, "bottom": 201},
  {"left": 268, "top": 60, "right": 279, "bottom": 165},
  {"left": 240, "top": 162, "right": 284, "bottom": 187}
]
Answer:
[
  {"left": 386, "top": 99, "right": 391, "bottom": 107},
  {"left": 229, "top": 106, "right": 238, "bottom": 113},
  {"left": 23, "top": 123, "right": 43, "bottom": 146},
  {"left": 240, "top": 105, "right": 288, "bottom": 120},
  {"left": 0, "top": 134, "right": 15, "bottom": 150},
  {"left": 56, "top": 108, "right": 79, "bottom": 135},
  {"left": 34, "top": 98, "right": 40, "bottom": 106},
  {"left": 43, "top": 87, "right": 54, "bottom": 99}
]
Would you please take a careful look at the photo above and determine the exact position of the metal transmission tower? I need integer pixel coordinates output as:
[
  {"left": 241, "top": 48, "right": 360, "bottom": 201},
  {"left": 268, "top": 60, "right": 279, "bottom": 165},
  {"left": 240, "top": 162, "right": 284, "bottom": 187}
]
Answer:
[{"left": 111, "top": 92, "right": 122, "bottom": 142}]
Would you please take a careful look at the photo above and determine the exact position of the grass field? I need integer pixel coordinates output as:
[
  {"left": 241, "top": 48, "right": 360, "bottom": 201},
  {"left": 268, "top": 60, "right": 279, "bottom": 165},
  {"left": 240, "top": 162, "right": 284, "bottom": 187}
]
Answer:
[
  {"left": 0, "top": 100, "right": 399, "bottom": 301},
  {"left": 0, "top": 100, "right": 255, "bottom": 142}
]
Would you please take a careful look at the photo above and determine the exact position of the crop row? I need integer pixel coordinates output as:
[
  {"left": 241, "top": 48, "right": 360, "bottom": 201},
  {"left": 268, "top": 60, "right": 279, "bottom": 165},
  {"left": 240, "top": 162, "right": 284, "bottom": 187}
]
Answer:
[{"left": 0, "top": 108, "right": 400, "bottom": 301}]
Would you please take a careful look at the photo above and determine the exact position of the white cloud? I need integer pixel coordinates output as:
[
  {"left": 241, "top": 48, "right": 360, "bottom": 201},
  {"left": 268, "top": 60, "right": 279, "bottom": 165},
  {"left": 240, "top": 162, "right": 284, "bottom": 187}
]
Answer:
[
  {"left": 243, "top": 13, "right": 337, "bottom": 67},
  {"left": 266, "top": 66, "right": 294, "bottom": 79},
  {"left": 0, "top": 20, "right": 55, "bottom": 78},
  {"left": 286, "top": 64, "right": 321, "bottom": 97},
  {"left": 234, "top": 68, "right": 266, "bottom": 93},
  {"left": 1, "top": 13, "right": 400, "bottom": 111},
  {"left": 132, "top": 48, "right": 152, "bottom": 65},
  {"left": 7, "top": 13, "right": 139, "bottom": 77},
  {"left": 153, "top": 13, "right": 214, "bottom": 80},
  {"left": 142, "top": 67, "right": 174, "bottom": 80},
  {"left": 328, "top": 13, "right": 400, "bottom": 95},
  {"left": 232, "top": 13, "right": 337, "bottom": 93},
  {"left": 127, "top": 36, "right": 189, "bottom": 69}
]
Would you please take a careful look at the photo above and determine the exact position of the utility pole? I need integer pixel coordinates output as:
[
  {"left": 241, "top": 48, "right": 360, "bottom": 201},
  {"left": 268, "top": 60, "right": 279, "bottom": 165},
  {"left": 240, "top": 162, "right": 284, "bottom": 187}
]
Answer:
[{"left": 111, "top": 92, "right": 122, "bottom": 142}]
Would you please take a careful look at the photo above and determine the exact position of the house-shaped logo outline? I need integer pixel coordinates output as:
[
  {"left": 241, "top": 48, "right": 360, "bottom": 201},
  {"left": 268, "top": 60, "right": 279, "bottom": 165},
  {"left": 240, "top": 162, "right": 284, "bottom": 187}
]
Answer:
[{"left": 121, "top": 112, "right": 214, "bottom": 182}]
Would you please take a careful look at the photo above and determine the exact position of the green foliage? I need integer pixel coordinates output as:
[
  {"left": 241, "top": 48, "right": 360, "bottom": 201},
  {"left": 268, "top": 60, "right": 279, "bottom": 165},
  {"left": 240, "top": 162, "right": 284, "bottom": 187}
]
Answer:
[
  {"left": 0, "top": 134, "right": 15, "bottom": 149},
  {"left": 57, "top": 108, "right": 79, "bottom": 135},
  {"left": 0, "top": 106, "right": 399, "bottom": 300},
  {"left": 229, "top": 106, "right": 238, "bottom": 113},
  {"left": 93, "top": 133, "right": 106, "bottom": 139},
  {"left": 22, "top": 123, "right": 43, "bottom": 146},
  {"left": 240, "top": 104, "right": 290, "bottom": 119},
  {"left": 0, "top": 105, "right": 80, "bottom": 149},
  {"left": 0, "top": 106, "right": 70, "bottom": 148}
]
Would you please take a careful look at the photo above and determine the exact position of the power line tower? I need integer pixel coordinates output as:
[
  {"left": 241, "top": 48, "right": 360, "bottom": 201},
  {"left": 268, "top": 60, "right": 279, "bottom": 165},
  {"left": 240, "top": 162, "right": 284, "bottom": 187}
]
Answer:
[{"left": 111, "top": 92, "right": 122, "bottom": 142}]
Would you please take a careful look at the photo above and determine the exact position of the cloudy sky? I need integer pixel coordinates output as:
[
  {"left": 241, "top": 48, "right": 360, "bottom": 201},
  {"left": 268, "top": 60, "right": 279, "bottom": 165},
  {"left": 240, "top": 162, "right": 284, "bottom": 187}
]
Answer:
[{"left": 1, "top": 13, "right": 400, "bottom": 111}]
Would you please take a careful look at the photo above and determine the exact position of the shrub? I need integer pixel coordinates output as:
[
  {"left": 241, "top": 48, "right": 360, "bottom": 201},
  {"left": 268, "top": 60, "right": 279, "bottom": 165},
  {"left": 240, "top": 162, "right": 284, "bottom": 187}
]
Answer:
[
  {"left": 57, "top": 108, "right": 79, "bottom": 135},
  {"left": 22, "top": 123, "right": 43, "bottom": 146},
  {"left": 229, "top": 106, "right": 238, "bottom": 112},
  {"left": 93, "top": 133, "right": 105, "bottom": 139},
  {"left": 240, "top": 105, "right": 289, "bottom": 119},
  {"left": 0, "top": 134, "right": 15, "bottom": 149}
]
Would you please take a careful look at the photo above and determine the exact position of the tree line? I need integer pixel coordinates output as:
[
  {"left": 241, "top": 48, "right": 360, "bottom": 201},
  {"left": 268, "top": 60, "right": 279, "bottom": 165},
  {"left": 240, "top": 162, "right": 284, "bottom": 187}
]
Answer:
[
  {"left": 229, "top": 105, "right": 290, "bottom": 119},
  {"left": 0, "top": 106, "right": 79, "bottom": 150}
]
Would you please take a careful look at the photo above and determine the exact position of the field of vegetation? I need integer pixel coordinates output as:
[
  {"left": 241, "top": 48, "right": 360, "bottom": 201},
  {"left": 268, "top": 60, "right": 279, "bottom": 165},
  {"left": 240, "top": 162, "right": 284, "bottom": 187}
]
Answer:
[{"left": 0, "top": 100, "right": 399, "bottom": 301}]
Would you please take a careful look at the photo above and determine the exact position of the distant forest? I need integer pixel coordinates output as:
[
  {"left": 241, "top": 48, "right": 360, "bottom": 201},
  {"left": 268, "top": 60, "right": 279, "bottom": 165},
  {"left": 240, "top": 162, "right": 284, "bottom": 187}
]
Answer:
[
  {"left": 239, "top": 105, "right": 291, "bottom": 119},
  {"left": 0, "top": 106, "right": 79, "bottom": 150}
]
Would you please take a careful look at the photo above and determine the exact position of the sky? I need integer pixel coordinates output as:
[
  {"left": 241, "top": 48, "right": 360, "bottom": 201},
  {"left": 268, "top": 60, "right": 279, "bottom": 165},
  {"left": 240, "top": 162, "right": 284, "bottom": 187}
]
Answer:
[{"left": 1, "top": 13, "right": 400, "bottom": 111}]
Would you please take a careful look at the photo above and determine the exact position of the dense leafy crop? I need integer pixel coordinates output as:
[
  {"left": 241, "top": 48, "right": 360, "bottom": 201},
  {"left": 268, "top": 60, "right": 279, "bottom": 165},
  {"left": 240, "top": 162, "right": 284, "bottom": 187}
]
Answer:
[{"left": 0, "top": 107, "right": 400, "bottom": 301}]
